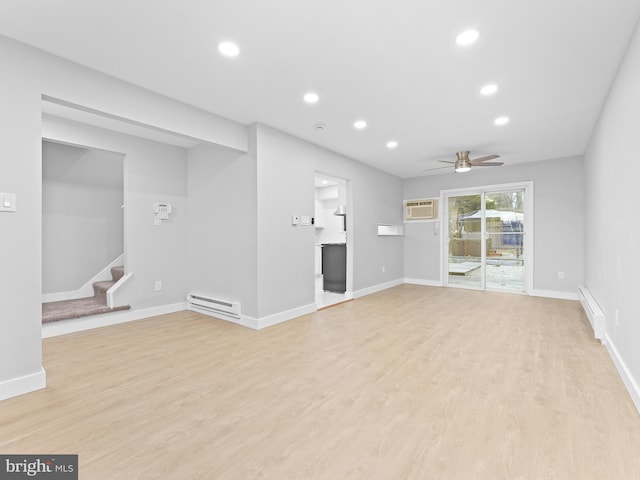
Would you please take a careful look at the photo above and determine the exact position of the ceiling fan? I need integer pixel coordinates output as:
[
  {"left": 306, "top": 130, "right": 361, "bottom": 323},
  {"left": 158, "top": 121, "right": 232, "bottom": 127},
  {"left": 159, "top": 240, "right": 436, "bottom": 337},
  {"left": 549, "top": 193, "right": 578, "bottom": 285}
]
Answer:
[{"left": 424, "top": 150, "right": 504, "bottom": 173}]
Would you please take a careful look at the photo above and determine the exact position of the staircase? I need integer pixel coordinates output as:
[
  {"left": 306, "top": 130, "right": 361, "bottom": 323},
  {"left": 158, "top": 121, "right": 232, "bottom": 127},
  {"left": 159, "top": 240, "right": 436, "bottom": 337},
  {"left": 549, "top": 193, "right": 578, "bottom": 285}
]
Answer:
[
  {"left": 42, "top": 266, "right": 130, "bottom": 323},
  {"left": 93, "top": 266, "right": 125, "bottom": 303}
]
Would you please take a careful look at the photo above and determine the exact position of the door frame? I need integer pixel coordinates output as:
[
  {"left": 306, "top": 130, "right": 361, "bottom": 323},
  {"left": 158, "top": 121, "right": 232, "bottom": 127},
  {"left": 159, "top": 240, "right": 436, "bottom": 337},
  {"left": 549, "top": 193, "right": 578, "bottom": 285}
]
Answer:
[
  {"left": 313, "top": 172, "right": 353, "bottom": 305},
  {"left": 440, "top": 181, "right": 534, "bottom": 294}
]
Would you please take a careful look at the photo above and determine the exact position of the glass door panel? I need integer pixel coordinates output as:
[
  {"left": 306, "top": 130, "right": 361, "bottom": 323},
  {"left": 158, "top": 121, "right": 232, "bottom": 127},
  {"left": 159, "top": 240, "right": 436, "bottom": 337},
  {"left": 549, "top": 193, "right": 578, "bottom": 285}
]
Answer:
[
  {"left": 484, "top": 190, "right": 525, "bottom": 292},
  {"left": 447, "top": 194, "right": 483, "bottom": 289}
]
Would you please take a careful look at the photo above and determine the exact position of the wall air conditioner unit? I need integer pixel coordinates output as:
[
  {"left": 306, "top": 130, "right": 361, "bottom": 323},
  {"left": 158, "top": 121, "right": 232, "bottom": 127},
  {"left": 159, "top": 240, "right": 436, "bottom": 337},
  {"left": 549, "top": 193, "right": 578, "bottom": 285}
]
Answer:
[
  {"left": 404, "top": 198, "right": 438, "bottom": 220},
  {"left": 187, "top": 293, "right": 241, "bottom": 320}
]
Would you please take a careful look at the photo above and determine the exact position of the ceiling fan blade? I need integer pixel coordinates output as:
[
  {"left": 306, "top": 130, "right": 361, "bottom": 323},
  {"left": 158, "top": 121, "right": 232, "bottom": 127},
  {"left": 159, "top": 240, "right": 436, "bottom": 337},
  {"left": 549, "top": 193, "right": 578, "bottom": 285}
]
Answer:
[
  {"left": 472, "top": 162, "right": 504, "bottom": 166},
  {"left": 471, "top": 154, "right": 501, "bottom": 164},
  {"left": 438, "top": 160, "right": 456, "bottom": 164},
  {"left": 422, "top": 165, "right": 452, "bottom": 172}
]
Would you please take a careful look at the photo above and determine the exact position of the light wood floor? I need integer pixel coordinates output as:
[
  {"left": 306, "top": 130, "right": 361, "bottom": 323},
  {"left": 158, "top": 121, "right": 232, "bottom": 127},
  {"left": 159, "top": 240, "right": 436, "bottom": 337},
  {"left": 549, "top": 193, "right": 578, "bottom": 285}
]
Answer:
[{"left": 2, "top": 285, "right": 640, "bottom": 479}]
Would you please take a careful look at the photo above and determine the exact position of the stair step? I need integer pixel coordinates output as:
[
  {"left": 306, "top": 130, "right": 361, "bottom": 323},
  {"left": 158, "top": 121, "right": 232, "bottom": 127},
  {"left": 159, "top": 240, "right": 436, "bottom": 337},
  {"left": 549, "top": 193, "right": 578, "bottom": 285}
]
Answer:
[
  {"left": 93, "top": 280, "right": 115, "bottom": 304},
  {"left": 42, "top": 298, "right": 131, "bottom": 324},
  {"left": 111, "top": 266, "right": 125, "bottom": 282}
]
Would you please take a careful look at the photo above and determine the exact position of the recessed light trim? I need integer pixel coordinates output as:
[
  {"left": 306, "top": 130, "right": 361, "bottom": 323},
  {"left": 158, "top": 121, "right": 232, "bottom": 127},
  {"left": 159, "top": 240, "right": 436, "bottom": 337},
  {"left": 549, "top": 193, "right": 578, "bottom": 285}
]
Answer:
[
  {"left": 354, "top": 120, "right": 367, "bottom": 130},
  {"left": 304, "top": 92, "right": 319, "bottom": 104},
  {"left": 494, "top": 116, "right": 510, "bottom": 126},
  {"left": 456, "top": 29, "right": 479, "bottom": 46},
  {"left": 480, "top": 84, "right": 498, "bottom": 96},
  {"left": 218, "top": 41, "right": 239, "bottom": 57},
  {"left": 386, "top": 140, "right": 398, "bottom": 149}
]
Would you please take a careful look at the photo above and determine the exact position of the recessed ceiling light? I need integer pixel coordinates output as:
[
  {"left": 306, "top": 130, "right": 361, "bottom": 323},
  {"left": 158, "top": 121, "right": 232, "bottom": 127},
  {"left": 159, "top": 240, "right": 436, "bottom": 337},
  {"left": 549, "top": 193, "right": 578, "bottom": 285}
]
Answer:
[
  {"left": 304, "top": 92, "right": 319, "bottom": 104},
  {"left": 480, "top": 84, "right": 498, "bottom": 96},
  {"left": 314, "top": 123, "right": 326, "bottom": 132},
  {"left": 218, "top": 41, "right": 239, "bottom": 57},
  {"left": 354, "top": 120, "right": 367, "bottom": 130},
  {"left": 386, "top": 140, "right": 398, "bottom": 149},
  {"left": 456, "top": 29, "right": 479, "bottom": 46},
  {"left": 494, "top": 116, "right": 510, "bottom": 126}
]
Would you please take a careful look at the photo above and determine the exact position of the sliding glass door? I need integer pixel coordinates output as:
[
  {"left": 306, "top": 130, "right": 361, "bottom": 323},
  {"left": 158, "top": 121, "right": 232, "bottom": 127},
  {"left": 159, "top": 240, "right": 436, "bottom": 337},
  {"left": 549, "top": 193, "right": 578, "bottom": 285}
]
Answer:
[
  {"left": 444, "top": 183, "right": 530, "bottom": 293},
  {"left": 484, "top": 190, "right": 525, "bottom": 292},
  {"left": 447, "top": 194, "right": 484, "bottom": 289}
]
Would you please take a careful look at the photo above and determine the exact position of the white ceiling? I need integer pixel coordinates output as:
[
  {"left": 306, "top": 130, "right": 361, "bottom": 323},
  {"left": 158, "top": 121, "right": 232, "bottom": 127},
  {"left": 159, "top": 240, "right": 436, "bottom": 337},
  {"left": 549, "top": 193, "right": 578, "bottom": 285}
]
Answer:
[{"left": 1, "top": 0, "right": 639, "bottom": 178}]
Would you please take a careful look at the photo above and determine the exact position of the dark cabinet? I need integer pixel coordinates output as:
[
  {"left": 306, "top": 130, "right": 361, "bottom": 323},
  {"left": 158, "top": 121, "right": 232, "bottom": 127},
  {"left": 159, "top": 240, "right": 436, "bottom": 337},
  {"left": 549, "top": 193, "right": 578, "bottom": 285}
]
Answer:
[{"left": 322, "top": 244, "right": 346, "bottom": 293}]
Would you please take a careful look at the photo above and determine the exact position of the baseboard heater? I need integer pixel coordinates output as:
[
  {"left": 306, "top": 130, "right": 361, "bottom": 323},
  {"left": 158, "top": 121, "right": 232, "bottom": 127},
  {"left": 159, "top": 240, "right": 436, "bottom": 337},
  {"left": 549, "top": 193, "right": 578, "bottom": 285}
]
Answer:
[
  {"left": 187, "top": 293, "right": 241, "bottom": 320},
  {"left": 578, "top": 286, "right": 605, "bottom": 341}
]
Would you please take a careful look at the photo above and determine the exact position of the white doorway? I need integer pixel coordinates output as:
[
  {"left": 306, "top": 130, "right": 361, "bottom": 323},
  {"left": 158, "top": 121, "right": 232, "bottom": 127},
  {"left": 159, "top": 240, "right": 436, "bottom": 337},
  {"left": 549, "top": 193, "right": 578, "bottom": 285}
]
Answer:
[
  {"left": 41, "top": 139, "right": 125, "bottom": 303},
  {"left": 314, "top": 173, "right": 353, "bottom": 309}
]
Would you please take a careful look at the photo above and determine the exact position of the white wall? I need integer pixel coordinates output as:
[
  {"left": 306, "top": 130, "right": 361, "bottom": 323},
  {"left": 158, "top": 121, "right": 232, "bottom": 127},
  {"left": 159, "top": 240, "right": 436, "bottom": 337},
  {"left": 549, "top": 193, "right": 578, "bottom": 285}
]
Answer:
[
  {"left": 583, "top": 18, "right": 640, "bottom": 410},
  {"left": 42, "top": 141, "right": 124, "bottom": 294},
  {"left": 0, "top": 39, "right": 44, "bottom": 398},
  {"left": 404, "top": 220, "right": 441, "bottom": 283},
  {"left": 315, "top": 185, "right": 347, "bottom": 245},
  {"left": 0, "top": 33, "right": 247, "bottom": 400},
  {"left": 255, "top": 124, "right": 404, "bottom": 318},
  {"left": 187, "top": 136, "right": 258, "bottom": 318},
  {"left": 315, "top": 206, "right": 347, "bottom": 245},
  {"left": 188, "top": 125, "right": 404, "bottom": 323},
  {"left": 0, "top": 33, "right": 407, "bottom": 400},
  {"left": 404, "top": 156, "right": 585, "bottom": 296},
  {"left": 43, "top": 115, "right": 189, "bottom": 309}
]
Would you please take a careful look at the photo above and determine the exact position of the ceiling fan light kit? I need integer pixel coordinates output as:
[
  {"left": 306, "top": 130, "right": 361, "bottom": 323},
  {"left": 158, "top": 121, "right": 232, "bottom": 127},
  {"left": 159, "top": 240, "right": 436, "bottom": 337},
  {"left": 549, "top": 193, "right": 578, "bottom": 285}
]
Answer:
[
  {"left": 435, "top": 150, "right": 504, "bottom": 173},
  {"left": 454, "top": 159, "right": 472, "bottom": 173},
  {"left": 454, "top": 150, "right": 472, "bottom": 173}
]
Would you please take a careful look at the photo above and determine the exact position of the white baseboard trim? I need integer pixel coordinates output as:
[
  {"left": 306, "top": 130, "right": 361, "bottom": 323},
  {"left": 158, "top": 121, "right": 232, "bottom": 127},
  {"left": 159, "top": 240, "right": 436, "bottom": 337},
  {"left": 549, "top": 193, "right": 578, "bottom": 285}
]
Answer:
[
  {"left": 353, "top": 278, "right": 404, "bottom": 299},
  {"left": 42, "top": 302, "right": 187, "bottom": 338},
  {"left": 604, "top": 332, "right": 640, "bottom": 415},
  {"left": 529, "top": 289, "right": 579, "bottom": 301},
  {"left": 402, "top": 281, "right": 578, "bottom": 299},
  {"left": 0, "top": 367, "right": 46, "bottom": 402},
  {"left": 191, "top": 303, "right": 317, "bottom": 331},
  {"left": 257, "top": 302, "right": 317, "bottom": 330},
  {"left": 42, "top": 254, "right": 124, "bottom": 303},
  {"left": 404, "top": 278, "right": 443, "bottom": 287},
  {"left": 239, "top": 303, "right": 317, "bottom": 330},
  {"left": 224, "top": 315, "right": 260, "bottom": 330}
]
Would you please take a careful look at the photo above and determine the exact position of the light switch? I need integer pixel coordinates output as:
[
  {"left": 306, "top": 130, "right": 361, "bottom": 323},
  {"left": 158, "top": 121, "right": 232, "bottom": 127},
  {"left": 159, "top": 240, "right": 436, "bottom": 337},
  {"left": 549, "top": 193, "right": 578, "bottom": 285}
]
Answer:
[
  {"left": 292, "top": 215, "right": 299, "bottom": 226},
  {"left": 0, "top": 193, "right": 16, "bottom": 213}
]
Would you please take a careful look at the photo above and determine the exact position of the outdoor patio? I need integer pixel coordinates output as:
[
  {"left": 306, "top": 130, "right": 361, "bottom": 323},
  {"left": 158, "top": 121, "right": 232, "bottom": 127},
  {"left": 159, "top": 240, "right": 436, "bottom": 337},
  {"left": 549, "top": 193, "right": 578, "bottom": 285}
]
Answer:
[{"left": 448, "top": 256, "right": 525, "bottom": 292}]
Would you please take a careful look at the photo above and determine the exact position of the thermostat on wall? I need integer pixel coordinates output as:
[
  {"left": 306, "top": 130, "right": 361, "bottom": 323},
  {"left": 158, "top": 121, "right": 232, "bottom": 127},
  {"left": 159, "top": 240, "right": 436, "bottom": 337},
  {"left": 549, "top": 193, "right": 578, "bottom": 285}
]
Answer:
[{"left": 153, "top": 203, "right": 172, "bottom": 224}]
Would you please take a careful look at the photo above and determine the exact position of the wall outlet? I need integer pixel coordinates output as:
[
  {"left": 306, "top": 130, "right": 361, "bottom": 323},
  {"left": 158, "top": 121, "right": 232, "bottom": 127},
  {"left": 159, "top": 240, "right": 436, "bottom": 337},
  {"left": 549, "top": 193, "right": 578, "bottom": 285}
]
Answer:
[
  {"left": 382, "top": 265, "right": 386, "bottom": 273},
  {"left": 558, "top": 271, "right": 565, "bottom": 280},
  {"left": 154, "top": 281, "right": 162, "bottom": 291}
]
